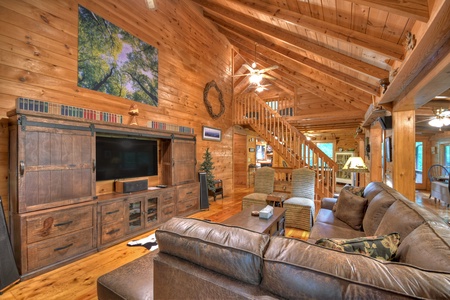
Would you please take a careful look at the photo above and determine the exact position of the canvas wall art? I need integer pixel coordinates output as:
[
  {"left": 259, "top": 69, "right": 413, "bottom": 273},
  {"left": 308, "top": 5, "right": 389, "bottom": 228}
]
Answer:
[{"left": 78, "top": 5, "right": 158, "bottom": 106}]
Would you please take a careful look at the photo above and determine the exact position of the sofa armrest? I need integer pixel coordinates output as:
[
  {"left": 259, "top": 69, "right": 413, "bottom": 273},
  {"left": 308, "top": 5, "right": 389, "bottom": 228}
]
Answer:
[{"left": 321, "top": 197, "right": 337, "bottom": 210}]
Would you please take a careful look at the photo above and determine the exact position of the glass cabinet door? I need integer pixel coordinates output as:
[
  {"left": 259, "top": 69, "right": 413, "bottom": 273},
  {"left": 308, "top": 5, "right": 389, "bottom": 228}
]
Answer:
[
  {"left": 127, "top": 198, "right": 143, "bottom": 232},
  {"left": 146, "top": 197, "right": 158, "bottom": 226}
]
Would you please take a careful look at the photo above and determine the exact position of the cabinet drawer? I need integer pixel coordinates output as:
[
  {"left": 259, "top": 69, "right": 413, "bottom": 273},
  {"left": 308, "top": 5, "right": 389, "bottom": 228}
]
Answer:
[
  {"left": 100, "top": 221, "right": 125, "bottom": 245},
  {"left": 27, "top": 228, "right": 94, "bottom": 271},
  {"left": 176, "top": 198, "right": 197, "bottom": 215},
  {"left": 159, "top": 189, "right": 176, "bottom": 206},
  {"left": 177, "top": 184, "right": 199, "bottom": 200},
  {"left": 100, "top": 201, "right": 124, "bottom": 224},
  {"left": 26, "top": 205, "right": 93, "bottom": 244},
  {"left": 160, "top": 204, "right": 176, "bottom": 222}
]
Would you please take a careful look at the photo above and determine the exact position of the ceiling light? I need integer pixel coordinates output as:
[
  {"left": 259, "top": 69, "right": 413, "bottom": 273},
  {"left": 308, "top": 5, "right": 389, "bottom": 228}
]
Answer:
[
  {"left": 249, "top": 73, "right": 262, "bottom": 84},
  {"left": 429, "top": 118, "right": 444, "bottom": 127},
  {"left": 255, "top": 85, "right": 264, "bottom": 93},
  {"left": 145, "top": 0, "right": 156, "bottom": 10}
]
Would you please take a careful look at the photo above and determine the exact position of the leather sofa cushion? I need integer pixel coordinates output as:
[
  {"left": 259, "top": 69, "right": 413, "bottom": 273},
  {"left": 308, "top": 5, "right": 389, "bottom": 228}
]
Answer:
[
  {"left": 396, "top": 221, "right": 450, "bottom": 272},
  {"left": 374, "top": 198, "right": 444, "bottom": 239},
  {"left": 315, "top": 208, "right": 353, "bottom": 229},
  {"left": 362, "top": 182, "right": 387, "bottom": 203},
  {"left": 362, "top": 190, "right": 398, "bottom": 235},
  {"left": 156, "top": 217, "right": 269, "bottom": 285},
  {"left": 97, "top": 251, "right": 157, "bottom": 300},
  {"left": 154, "top": 252, "right": 279, "bottom": 299},
  {"left": 262, "top": 236, "right": 450, "bottom": 299},
  {"left": 308, "top": 221, "right": 366, "bottom": 242}
]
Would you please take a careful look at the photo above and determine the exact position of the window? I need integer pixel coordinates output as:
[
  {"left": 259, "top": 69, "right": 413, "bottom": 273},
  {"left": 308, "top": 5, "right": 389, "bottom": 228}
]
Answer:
[
  {"left": 443, "top": 144, "right": 450, "bottom": 169},
  {"left": 316, "top": 142, "right": 334, "bottom": 159},
  {"left": 415, "top": 142, "right": 423, "bottom": 184}
]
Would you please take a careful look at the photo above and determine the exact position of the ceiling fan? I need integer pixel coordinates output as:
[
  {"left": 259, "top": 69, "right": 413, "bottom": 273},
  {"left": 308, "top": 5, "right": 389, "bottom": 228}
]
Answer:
[
  {"left": 417, "top": 107, "right": 450, "bottom": 128},
  {"left": 233, "top": 43, "right": 278, "bottom": 85}
]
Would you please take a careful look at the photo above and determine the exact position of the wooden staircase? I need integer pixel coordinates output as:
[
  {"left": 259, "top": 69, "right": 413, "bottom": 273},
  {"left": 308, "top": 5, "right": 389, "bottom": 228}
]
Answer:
[{"left": 233, "top": 93, "right": 337, "bottom": 199}]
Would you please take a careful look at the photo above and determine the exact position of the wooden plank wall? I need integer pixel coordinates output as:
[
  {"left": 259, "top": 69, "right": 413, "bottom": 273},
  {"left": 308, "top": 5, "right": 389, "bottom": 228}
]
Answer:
[{"left": 0, "top": 0, "right": 233, "bottom": 221}]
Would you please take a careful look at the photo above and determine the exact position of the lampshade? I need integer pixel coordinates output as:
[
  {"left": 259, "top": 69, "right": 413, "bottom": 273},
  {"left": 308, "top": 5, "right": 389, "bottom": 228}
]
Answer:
[{"left": 342, "top": 156, "right": 369, "bottom": 173}]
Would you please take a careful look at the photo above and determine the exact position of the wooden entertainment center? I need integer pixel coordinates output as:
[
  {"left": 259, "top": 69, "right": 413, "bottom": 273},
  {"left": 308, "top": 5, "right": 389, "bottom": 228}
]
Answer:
[{"left": 7, "top": 110, "right": 199, "bottom": 278}]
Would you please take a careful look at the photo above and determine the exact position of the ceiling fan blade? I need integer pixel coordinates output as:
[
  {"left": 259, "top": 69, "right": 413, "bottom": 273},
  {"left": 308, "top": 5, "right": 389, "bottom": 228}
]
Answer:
[
  {"left": 242, "top": 64, "right": 255, "bottom": 72},
  {"left": 232, "top": 73, "right": 251, "bottom": 77},
  {"left": 259, "top": 65, "right": 279, "bottom": 73},
  {"left": 261, "top": 74, "right": 276, "bottom": 80}
]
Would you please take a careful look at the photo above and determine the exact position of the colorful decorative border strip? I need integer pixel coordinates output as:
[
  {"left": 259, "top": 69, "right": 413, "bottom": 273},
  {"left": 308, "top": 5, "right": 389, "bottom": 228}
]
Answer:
[
  {"left": 16, "top": 97, "right": 123, "bottom": 124},
  {"left": 147, "top": 121, "right": 194, "bottom": 134}
]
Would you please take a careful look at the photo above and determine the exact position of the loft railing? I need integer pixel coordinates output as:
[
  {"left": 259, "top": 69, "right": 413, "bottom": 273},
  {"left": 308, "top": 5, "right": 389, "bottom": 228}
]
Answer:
[{"left": 233, "top": 93, "right": 337, "bottom": 199}]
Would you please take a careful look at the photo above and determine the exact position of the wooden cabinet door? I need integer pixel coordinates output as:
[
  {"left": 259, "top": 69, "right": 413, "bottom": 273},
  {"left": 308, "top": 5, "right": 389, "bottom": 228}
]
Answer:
[
  {"left": 15, "top": 116, "right": 94, "bottom": 213},
  {"left": 171, "top": 138, "right": 196, "bottom": 185}
]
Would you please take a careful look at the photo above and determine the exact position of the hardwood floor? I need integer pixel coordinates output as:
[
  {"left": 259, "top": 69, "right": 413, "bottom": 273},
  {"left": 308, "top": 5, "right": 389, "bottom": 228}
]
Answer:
[{"left": 2, "top": 187, "right": 448, "bottom": 300}]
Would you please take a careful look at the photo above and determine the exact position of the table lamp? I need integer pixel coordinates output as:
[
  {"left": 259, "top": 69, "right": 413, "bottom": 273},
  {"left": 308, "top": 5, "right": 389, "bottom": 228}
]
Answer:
[{"left": 342, "top": 156, "right": 369, "bottom": 186}]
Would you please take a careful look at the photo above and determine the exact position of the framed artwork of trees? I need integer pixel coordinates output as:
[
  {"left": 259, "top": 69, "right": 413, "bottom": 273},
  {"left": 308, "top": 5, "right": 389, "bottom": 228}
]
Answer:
[{"left": 78, "top": 5, "right": 158, "bottom": 106}]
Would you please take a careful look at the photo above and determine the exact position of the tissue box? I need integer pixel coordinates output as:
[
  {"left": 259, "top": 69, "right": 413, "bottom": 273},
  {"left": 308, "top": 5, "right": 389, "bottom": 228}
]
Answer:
[{"left": 259, "top": 205, "right": 273, "bottom": 219}]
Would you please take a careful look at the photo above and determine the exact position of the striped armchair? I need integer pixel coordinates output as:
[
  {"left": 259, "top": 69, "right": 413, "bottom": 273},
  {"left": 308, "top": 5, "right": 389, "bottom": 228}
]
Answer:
[
  {"left": 242, "top": 167, "right": 275, "bottom": 209},
  {"left": 284, "top": 168, "right": 316, "bottom": 230}
]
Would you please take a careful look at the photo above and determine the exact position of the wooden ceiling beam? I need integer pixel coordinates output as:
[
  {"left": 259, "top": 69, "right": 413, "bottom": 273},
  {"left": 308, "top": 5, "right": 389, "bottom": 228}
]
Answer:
[
  {"left": 234, "top": 47, "right": 366, "bottom": 111},
  {"left": 349, "top": 0, "right": 429, "bottom": 22},
  {"left": 195, "top": 1, "right": 389, "bottom": 80},
  {"left": 223, "top": 28, "right": 373, "bottom": 108},
  {"left": 237, "top": 48, "right": 371, "bottom": 111},
  {"left": 218, "top": 24, "right": 381, "bottom": 96},
  {"left": 227, "top": 0, "right": 404, "bottom": 60}
]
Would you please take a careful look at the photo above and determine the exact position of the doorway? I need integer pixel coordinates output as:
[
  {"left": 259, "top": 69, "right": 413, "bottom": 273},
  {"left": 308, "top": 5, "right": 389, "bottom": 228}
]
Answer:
[
  {"left": 415, "top": 138, "right": 429, "bottom": 190},
  {"left": 233, "top": 133, "right": 247, "bottom": 187}
]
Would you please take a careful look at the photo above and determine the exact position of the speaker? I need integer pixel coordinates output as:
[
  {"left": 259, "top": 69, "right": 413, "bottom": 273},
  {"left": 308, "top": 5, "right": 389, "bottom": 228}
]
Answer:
[
  {"left": 198, "top": 172, "right": 209, "bottom": 210},
  {"left": 115, "top": 179, "right": 148, "bottom": 193},
  {"left": 377, "top": 116, "right": 392, "bottom": 130},
  {"left": 0, "top": 197, "right": 20, "bottom": 294}
]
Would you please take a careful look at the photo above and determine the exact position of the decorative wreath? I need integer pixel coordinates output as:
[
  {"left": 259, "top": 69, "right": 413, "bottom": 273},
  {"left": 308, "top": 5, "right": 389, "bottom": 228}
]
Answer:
[{"left": 203, "top": 80, "right": 225, "bottom": 119}]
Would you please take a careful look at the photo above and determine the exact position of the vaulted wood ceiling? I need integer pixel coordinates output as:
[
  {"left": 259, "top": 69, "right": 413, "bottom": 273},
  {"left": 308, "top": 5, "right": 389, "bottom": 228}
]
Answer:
[{"left": 190, "top": 0, "right": 450, "bottom": 133}]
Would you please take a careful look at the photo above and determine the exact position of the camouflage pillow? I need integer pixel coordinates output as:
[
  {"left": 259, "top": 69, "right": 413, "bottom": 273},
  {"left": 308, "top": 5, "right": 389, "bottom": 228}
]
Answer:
[
  {"left": 342, "top": 184, "right": 365, "bottom": 197},
  {"left": 315, "top": 232, "right": 400, "bottom": 261}
]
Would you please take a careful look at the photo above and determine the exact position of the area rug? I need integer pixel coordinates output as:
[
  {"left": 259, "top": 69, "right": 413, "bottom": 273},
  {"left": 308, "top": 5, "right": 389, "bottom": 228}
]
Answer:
[{"left": 127, "top": 233, "right": 158, "bottom": 251}]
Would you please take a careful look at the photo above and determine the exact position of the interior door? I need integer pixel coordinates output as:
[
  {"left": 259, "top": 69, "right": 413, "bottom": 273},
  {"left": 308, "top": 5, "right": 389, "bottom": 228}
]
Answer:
[{"left": 233, "top": 133, "right": 247, "bottom": 187}]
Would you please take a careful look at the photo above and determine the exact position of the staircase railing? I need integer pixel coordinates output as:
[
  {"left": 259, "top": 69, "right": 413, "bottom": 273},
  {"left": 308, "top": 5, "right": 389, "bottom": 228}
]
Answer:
[{"left": 233, "top": 93, "right": 337, "bottom": 199}]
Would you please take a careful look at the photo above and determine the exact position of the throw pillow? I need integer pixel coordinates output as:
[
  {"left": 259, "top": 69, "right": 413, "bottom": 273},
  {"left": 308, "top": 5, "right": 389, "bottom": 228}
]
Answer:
[
  {"left": 315, "top": 232, "right": 400, "bottom": 261},
  {"left": 342, "top": 184, "right": 365, "bottom": 197},
  {"left": 334, "top": 189, "right": 368, "bottom": 230},
  {"left": 333, "top": 185, "right": 365, "bottom": 212}
]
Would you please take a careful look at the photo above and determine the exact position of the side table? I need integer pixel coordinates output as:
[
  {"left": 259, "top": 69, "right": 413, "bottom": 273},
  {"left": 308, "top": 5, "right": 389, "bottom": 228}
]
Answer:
[{"left": 266, "top": 192, "right": 289, "bottom": 207}]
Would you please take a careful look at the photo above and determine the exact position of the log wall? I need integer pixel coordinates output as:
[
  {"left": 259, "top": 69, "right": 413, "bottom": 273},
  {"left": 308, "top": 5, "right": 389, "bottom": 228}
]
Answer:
[{"left": 0, "top": 0, "right": 233, "bottom": 220}]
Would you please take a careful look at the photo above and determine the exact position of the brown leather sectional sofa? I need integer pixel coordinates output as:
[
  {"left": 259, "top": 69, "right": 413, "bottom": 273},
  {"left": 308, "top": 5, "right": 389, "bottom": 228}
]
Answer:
[{"left": 98, "top": 182, "right": 450, "bottom": 299}]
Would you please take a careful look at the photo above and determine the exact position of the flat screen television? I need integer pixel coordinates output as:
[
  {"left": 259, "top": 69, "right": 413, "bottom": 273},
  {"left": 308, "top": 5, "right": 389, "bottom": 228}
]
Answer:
[{"left": 96, "top": 135, "right": 158, "bottom": 181}]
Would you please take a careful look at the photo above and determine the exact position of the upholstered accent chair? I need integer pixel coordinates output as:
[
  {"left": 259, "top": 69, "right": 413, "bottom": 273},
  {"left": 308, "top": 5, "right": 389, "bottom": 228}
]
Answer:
[
  {"left": 242, "top": 167, "right": 275, "bottom": 209},
  {"left": 284, "top": 168, "right": 316, "bottom": 230}
]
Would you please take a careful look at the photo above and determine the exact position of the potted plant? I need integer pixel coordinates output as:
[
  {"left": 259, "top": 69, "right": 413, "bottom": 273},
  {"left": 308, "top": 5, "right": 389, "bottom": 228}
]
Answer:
[{"left": 199, "top": 148, "right": 216, "bottom": 194}]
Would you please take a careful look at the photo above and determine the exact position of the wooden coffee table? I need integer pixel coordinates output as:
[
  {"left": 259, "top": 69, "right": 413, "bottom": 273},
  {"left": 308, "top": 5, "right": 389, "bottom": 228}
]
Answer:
[{"left": 222, "top": 205, "right": 286, "bottom": 236}]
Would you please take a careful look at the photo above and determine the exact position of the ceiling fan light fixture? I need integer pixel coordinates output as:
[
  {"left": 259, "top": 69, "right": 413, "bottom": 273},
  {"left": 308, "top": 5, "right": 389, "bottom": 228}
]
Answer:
[
  {"left": 429, "top": 118, "right": 444, "bottom": 127},
  {"left": 255, "top": 85, "right": 264, "bottom": 93},
  {"left": 145, "top": 0, "right": 157, "bottom": 10},
  {"left": 249, "top": 73, "right": 262, "bottom": 84}
]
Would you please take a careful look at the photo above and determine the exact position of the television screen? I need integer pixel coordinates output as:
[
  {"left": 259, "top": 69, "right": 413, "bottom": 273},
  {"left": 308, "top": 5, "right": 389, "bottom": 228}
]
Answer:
[{"left": 96, "top": 136, "right": 158, "bottom": 181}]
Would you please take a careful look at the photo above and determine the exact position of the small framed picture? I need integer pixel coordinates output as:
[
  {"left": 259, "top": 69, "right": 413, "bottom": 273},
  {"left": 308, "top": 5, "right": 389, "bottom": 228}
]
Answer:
[
  {"left": 202, "top": 126, "right": 222, "bottom": 142},
  {"left": 249, "top": 148, "right": 255, "bottom": 152}
]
